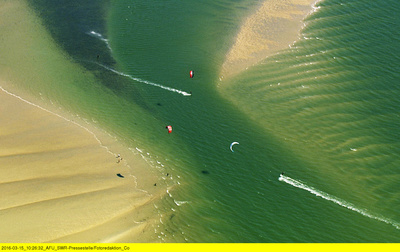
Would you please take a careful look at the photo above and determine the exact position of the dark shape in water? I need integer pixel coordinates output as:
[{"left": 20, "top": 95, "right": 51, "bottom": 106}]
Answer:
[
  {"left": 157, "top": 102, "right": 162, "bottom": 106},
  {"left": 117, "top": 173, "right": 124, "bottom": 178},
  {"left": 201, "top": 170, "right": 210, "bottom": 175}
]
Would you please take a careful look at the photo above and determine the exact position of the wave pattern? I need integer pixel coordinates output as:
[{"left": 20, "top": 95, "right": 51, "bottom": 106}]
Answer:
[{"left": 222, "top": 0, "right": 400, "bottom": 221}]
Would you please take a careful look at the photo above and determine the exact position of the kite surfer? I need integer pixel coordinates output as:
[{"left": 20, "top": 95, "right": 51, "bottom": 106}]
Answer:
[
  {"left": 166, "top": 125, "right": 172, "bottom": 133},
  {"left": 230, "top": 141, "right": 239, "bottom": 152}
]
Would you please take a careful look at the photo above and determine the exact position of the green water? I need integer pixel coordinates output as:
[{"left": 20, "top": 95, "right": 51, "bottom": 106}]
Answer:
[{"left": 24, "top": 0, "right": 400, "bottom": 242}]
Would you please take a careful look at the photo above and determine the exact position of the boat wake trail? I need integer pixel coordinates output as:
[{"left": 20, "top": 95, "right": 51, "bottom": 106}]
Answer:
[
  {"left": 86, "top": 30, "right": 191, "bottom": 96},
  {"left": 95, "top": 62, "right": 192, "bottom": 96},
  {"left": 87, "top": 31, "right": 112, "bottom": 52},
  {"left": 278, "top": 174, "right": 400, "bottom": 230}
]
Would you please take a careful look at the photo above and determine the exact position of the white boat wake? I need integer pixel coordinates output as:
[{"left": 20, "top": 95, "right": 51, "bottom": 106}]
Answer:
[
  {"left": 97, "top": 63, "right": 192, "bottom": 96},
  {"left": 279, "top": 174, "right": 400, "bottom": 230},
  {"left": 87, "top": 30, "right": 191, "bottom": 97},
  {"left": 87, "top": 30, "right": 112, "bottom": 52}
]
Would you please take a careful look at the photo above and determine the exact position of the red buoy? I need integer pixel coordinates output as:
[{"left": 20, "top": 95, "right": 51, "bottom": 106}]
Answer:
[
  {"left": 166, "top": 125, "right": 172, "bottom": 133},
  {"left": 189, "top": 70, "right": 194, "bottom": 78}
]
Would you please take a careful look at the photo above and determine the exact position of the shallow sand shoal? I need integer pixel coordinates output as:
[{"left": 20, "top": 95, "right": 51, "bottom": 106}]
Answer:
[
  {"left": 0, "top": 0, "right": 168, "bottom": 242},
  {"left": 0, "top": 84, "right": 167, "bottom": 242},
  {"left": 220, "top": 0, "right": 319, "bottom": 80}
]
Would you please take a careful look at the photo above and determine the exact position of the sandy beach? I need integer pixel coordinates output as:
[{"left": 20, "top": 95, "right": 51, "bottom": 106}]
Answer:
[
  {"left": 220, "top": 0, "right": 319, "bottom": 80},
  {"left": 0, "top": 0, "right": 168, "bottom": 242},
  {"left": 0, "top": 81, "right": 166, "bottom": 242},
  {"left": 0, "top": 81, "right": 172, "bottom": 242}
]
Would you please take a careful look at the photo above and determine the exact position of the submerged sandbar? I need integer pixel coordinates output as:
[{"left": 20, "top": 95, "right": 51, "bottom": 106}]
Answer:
[
  {"left": 220, "top": 0, "right": 319, "bottom": 80},
  {"left": 0, "top": 0, "right": 166, "bottom": 242},
  {"left": 0, "top": 84, "right": 162, "bottom": 242}
]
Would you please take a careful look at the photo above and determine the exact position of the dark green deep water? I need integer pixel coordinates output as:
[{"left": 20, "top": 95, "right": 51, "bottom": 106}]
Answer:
[{"left": 27, "top": 0, "right": 400, "bottom": 242}]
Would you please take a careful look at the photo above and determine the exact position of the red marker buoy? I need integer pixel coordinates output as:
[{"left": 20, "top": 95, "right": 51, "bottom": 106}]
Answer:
[
  {"left": 166, "top": 125, "right": 172, "bottom": 133},
  {"left": 189, "top": 70, "right": 194, "bottom": 78}
]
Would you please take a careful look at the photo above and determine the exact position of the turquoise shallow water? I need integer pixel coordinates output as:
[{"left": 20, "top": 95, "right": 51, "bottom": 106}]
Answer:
[{"left": 27, "top": 0, "right": 400, "bottom": 242}]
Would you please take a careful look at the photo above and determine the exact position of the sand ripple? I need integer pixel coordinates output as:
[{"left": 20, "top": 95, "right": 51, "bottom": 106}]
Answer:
[{"left": 0, "top": 87, "right": 161, "bottom": 242}]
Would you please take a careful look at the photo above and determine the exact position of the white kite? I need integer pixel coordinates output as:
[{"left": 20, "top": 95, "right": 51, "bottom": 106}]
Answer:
[{"left": 230, "top": 142, "right": 239, "bottom": 152}]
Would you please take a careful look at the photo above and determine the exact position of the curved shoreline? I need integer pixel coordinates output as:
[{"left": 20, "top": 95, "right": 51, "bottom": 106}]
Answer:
[
  {"left": 219, "top": 0, "right": 321, "bottom": 80},
  {"left": 0, "top": 83, "right": 161, "bottom": 242},
  {"left": 0, "top": 1, "right": 166, "bottom": 242}
]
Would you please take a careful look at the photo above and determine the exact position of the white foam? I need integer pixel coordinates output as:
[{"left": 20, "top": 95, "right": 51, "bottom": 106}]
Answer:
[
  {"left": 95, "top": 62, "right": 192, "bottom": 96},
  {"left": 174, "top": 200, "right": 189, "bottom": 206},
  {"left": 87, "top": 31, "right": 112, "bottom": 52},
  {"left": 279, "top": 174, "right": 400, "bottom": 230}
]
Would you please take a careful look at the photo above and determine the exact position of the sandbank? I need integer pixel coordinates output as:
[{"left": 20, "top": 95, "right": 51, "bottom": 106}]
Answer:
[
  {"left": 220, "top": 0, "right": 319, "bottom": 80},
  {"left": 0, "top": 82, "right": 166, "bottom": 242},
  {"left": 0, "top": 0, "right": 168, "bottom": 242}
]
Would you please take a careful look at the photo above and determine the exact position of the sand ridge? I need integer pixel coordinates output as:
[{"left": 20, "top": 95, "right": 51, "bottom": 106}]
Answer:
[
  {"left": 220, "top": 0, "right": 319, "bottom": 80},
  {"left": 0, "top": 0, "right": 170, "bottom": 242},
  {"left": 0, "top": 84, "right": 167, "bottom": 242}
]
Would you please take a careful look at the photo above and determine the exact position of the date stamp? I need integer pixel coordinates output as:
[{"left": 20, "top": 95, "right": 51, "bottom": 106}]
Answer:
[{"left": 1, "top": 246, "right": 131, "bottom": 252}]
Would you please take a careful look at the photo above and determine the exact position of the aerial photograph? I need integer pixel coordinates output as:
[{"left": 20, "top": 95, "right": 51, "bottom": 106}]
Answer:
[{"left": 1, "top": 0, "right": 400, "bottom": 243}]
